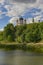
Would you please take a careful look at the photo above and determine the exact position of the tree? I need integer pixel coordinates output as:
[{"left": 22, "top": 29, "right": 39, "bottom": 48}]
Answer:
[
  {"left": 21, "top": 31, "right": 26, "bottom": 43},
  {"left": 32, "top": 28, "right": 41, "bottom": 42},
  {"left": 25, "top": 23, "right": 41, "bottom": 43},
  {"left": 15, "top": 25, "right": 27, "bottom": 37},
  {"left": 0, "top": 31, "right": 3, "bottom": 41},
  {"left": 3, "top": 23, "right": 15, "bottom": 42},
  {"left": 25, "top": 32, "right": 32, "bottom": 43},
  {"left": 39, "top": 22, "right": 43, "bottom": 40}
]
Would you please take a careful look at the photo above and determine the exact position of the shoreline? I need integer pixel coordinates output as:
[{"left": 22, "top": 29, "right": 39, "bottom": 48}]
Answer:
[{"left": 0, "top": 42, "right": 43, "bottom": 53}]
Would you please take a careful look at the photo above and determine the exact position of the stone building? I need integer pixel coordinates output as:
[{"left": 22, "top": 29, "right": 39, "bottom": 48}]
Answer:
[{"left": 16, "top": 17, "right": 26, "bottom": 25}]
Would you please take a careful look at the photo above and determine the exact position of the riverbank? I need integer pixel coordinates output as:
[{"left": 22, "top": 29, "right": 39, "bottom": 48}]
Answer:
[
  {"left": 0, "top": 42, "right": 43, "bottom": 53},
  {"left": 0, "top": 23, "right": 43, "bottom": 53}
]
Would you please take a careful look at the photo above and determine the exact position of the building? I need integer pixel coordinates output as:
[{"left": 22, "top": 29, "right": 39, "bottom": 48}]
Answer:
[{"left": 16, "top": 17, "right": 26, "bottom": 25}]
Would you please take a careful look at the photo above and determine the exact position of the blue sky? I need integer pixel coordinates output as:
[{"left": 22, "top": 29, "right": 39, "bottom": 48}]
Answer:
[{"left": 0, "top": 0, "right": 43, "bottom": 30}]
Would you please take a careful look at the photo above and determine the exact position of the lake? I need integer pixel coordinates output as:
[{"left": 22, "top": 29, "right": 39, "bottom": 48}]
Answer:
[{"left": 0, "top": 50, "right": 43, "bottom": 65}]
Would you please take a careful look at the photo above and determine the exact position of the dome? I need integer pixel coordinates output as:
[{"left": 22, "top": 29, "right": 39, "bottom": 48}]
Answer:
[{"left": 19, "top": 17, "right": 23, "bottom": 20}]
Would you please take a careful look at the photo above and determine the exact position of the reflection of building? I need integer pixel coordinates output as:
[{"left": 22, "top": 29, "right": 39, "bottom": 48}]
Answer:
[{"left": 16, "top": 17, "right": 26, "bottom": 25}]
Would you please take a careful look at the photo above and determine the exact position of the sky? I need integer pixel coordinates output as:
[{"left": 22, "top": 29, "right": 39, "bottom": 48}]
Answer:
[{"left": 0, "top": 0, "right": 43, "bottom": 31}]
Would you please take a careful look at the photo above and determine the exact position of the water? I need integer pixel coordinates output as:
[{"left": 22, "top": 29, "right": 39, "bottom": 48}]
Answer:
[{"left": 0, "top": 50, "right": 43, "bottom": 65}]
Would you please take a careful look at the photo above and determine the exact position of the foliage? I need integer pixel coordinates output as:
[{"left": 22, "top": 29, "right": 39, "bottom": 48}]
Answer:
[
  {"left": 0, "top": 22, "right": 43, "bottom": 43},
  {"left": 3, "top": 23, "right": 15, "bottom": 42},
  {"left": 15, "top": 36, "right": 22, "bottom": 43},
  {"left": 0, "top": 32, "right": 3, "bottom": 41}
]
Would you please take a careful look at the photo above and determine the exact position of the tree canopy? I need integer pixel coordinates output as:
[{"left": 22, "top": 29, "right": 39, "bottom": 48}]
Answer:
[
  {"left": 3, "top": 23, "right": 15, "bottom": 42},
  {"left": 0, "top": 22, "right": 43, "bottom": 43}
]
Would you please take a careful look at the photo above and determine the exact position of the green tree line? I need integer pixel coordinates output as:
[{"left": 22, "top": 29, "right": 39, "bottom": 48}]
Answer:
[{"left": 0, "top": 22, "right": 43, "bottom": 43}]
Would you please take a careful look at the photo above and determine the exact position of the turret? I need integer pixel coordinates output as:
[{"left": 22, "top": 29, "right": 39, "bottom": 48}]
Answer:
[
  {"left": 24, "top": 19, "right": 26, "bottom": 24},
  {"left": 16, "top": 19, "right": 18, "bottom": 25},
  {"left": 19, "top": 17, "right": 23, "bottom": 24},
  {"left": 32, "top": 18, "right": 34, "bottom": 23}
]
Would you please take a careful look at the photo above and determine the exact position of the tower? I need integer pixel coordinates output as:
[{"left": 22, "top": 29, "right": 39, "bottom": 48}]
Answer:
[
  {"left": 32, "top": 18, "right": 34, "bottom": 23},
  {"left": 24, "top": 19, "right": 26, "bottom": 24},
  {"left": 16, "top": 19, "right": 18, "bottom": 25},
  {"left": 19, "top": 17, "right": 23, "bottom": 25}
]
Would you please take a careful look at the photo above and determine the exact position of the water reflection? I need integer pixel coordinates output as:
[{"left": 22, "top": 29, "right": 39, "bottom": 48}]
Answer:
[{"left": 0, "top": 50, "right": 43, "bottom": 65}]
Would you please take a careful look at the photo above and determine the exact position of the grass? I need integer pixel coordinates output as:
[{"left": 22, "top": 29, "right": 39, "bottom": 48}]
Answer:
[
  {"left": 0, "top": 41, "right": 43, "bottom": 53},
  {"left": 26, "top": 43, "right": 43, "bottom": 53}
]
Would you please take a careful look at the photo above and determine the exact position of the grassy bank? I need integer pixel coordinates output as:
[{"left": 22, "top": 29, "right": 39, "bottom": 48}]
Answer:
[
  {"left": 26, "top": 43, "right": 43, "bottom": 53},
  {"left": 0, "top": 42, "right": 43, "bottom": 53}
]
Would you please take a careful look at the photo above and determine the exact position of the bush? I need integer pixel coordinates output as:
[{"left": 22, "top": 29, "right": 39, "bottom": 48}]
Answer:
[{"left": 15, "top": 36, "right": 22, "bottom": 43}]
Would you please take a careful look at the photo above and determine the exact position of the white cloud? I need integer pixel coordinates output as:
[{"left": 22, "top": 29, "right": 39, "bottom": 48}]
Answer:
[
  {"left": 0, "top": 11, "right": 5, "bottom": 15},
  {"left": 0, "top": 0, "right": 5, "bottom": 5},
  {"left": 0, "top": 10, "right": 6, "bottom": 19},
  {"left": 0, "top": 11, "right": 3, "bottom": 15},
  {"left": 0, "top": 0, "right": 4, "bottom": 3},
  {"left": 9, "top": 17, "right": 19, "bottom": 26},
  {"left": 0, "top": 11, "right": 3, "bottom": 19},
  {"left": 4, "top": 3, "right": 27, "bottom": 17},
  {"left": 4, "top": 0, "right": 42, "bottom": 17},
  {"left": 0, "top": 28, "right": 4, "bottom": 31},
  {"left": 34, "top": 15, "right": 41, "bottom": 22},
  {"left": 27, "top": 18, "right": 32, "bottom": 24},
  {"left": 4, "top": 0, "right": 37, "bottom": 17},
  {"left": 0, "top": 0, "right": 42, "bottom": 17},
  {"left": 0, "top": 0, "right": 43, "bottom": 23}
]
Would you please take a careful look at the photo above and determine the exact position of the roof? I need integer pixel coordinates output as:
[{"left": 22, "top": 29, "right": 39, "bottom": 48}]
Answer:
[{"left": 19, "top": 17, "right": 23, "bottom": 20}]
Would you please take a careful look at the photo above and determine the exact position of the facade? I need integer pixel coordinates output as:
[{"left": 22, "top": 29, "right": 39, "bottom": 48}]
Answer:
[{"left": 16, "top": 17, "right": 26, "bottom": 25}]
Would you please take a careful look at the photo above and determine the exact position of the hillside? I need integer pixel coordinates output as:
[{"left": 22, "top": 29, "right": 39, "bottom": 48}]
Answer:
[{"left": 0, "top": 22, "right": 43, "bottom": 43}]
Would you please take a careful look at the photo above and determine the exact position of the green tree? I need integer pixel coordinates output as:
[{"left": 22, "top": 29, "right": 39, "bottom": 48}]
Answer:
[
  {"left": 39, "top": 22, "right": 43, "bottom": 40},
  {"left": 32, "top": 28, "right": 41, "bottom": 42},
  {"left": 21, "top": 31, "right": 26, "bottom": 43},
  {"left": 0, "top": 31, "right": 3, "bottom": 41},
  {"left": 25, "top": 23, "right": 41, "bottom": 43},
  {"left": 25, "top": 32, "right": 33, "bottom": 43},
  {"left": 16, "top": 36, "right": 22, "bottom": 43},
  {"left": 3, "top": 23, "right": 15, "bottom": 42}
]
